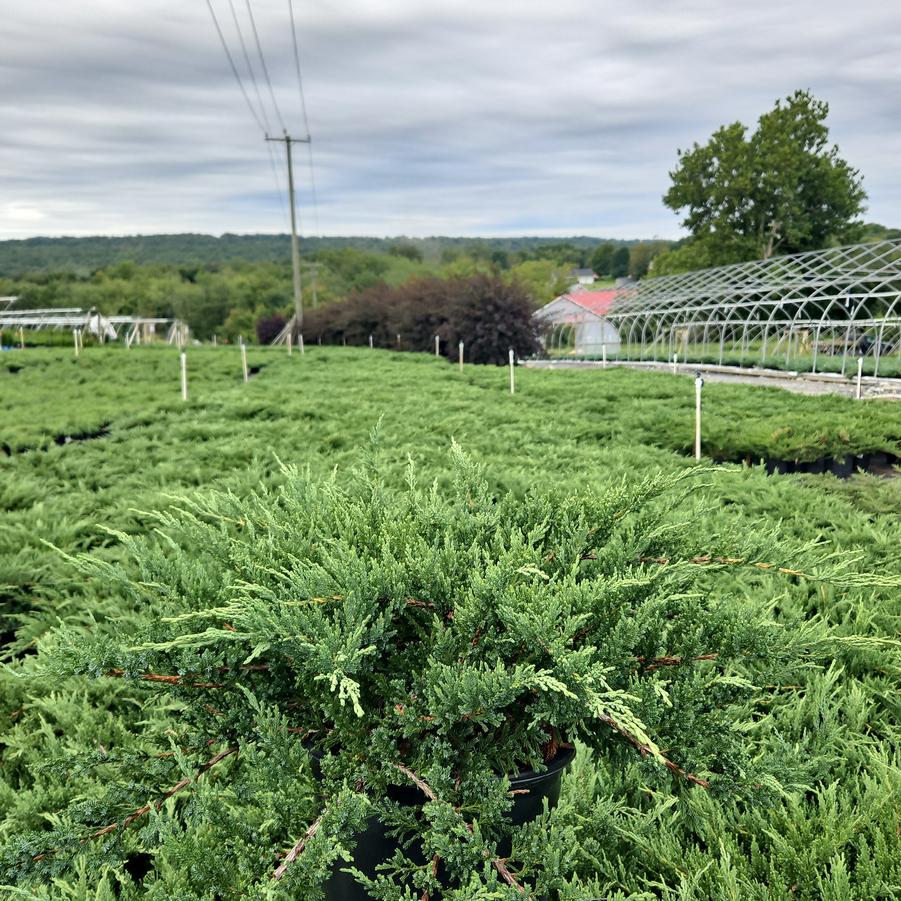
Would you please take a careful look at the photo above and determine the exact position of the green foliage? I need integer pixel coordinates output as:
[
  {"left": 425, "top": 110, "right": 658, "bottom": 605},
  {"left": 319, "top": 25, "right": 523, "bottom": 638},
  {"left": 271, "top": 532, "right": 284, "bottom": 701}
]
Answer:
[
  {"left": 0, "top": 347, "right": 899, "bottom": 898},
  {"left": 663, "top": 90, "right": 867, "bottom": 268}
]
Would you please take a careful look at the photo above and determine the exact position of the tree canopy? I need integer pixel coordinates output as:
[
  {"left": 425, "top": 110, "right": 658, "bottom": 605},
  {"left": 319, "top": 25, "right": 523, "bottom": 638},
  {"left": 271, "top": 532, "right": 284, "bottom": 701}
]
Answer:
[{"left": 660, "top": 90, "right": 866, "bottom": 271}]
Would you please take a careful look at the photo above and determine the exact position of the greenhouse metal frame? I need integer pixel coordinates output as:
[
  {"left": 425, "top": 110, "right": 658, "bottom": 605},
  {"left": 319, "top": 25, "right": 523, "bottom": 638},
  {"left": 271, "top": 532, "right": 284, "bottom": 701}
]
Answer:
[{"left": 594, "top": 238, "right": 901, "bottom": 378}]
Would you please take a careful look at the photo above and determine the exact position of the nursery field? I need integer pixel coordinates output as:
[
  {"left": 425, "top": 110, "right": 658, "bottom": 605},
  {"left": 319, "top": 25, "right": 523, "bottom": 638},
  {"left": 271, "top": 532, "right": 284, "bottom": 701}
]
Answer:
[{"left": 1, "top": 345, "right": 900, "bottom": 900}]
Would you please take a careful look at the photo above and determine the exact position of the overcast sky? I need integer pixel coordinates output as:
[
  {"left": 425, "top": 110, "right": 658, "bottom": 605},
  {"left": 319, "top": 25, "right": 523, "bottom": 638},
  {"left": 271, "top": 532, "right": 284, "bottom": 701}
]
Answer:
[{"left": 1, "top": 0, "right": 900, "bottom": 240}]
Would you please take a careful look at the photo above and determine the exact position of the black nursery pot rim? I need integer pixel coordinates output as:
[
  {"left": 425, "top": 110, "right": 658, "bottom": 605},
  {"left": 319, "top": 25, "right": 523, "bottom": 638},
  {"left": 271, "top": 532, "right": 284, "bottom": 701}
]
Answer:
[{"left": 509, "top": 745, "right": 577, "bottom": 787}]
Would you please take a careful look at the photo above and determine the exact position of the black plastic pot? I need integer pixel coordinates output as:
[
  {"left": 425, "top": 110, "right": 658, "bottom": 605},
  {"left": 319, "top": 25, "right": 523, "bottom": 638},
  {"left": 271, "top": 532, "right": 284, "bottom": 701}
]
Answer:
[{"left": 323, "top": 747, "right": 576, "bottom": 901}]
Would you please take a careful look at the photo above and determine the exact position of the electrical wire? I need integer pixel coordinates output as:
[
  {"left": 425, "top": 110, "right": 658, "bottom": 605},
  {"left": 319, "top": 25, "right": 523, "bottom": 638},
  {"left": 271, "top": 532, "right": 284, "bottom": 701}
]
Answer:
[
  {"left": 227, "top": 0, "right": 272, "bottom": 135},
  {"left": 203, "top": 0, "right": 266, "bottom": 133},
  {"left": 244, "top": 0, "right": 287, "bottom": 134},
  {"left": 287, "top": 0, "right": 311, "bottom": 138},
  {"left": 287, "top": 0, "right": 320, "bottom": 235}
]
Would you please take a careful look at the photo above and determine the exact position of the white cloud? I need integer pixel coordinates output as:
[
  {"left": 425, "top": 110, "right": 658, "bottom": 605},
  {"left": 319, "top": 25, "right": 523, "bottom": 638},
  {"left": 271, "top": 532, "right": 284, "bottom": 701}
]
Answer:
[{"left": 1, "top": 0, "right": 899, "bottom": 239}]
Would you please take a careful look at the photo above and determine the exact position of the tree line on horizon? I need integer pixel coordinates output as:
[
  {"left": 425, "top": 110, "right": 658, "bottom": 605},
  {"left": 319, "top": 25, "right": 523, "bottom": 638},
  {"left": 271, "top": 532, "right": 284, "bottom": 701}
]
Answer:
[{"left": 0, "top": 239, "right": 671, "bottom": 342}]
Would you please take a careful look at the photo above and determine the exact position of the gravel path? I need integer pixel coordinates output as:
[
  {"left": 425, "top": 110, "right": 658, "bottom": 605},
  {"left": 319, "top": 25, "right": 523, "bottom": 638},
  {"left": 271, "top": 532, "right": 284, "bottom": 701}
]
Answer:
[{"left": 525, "top": 359, "right": 901, "bottom": 400}]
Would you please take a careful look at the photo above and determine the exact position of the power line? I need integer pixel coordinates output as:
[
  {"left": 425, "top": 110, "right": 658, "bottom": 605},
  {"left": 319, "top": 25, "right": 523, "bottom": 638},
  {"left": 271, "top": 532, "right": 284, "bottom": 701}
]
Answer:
[
  {"left": 203, "top": 0, "right": 266, "bottom": 133},
  {"left": 244, "top": 0, "right": 287, "bottom": 134},
  {"left": 287, "top": 0, "right": 320, "bottom": 236},
  {"left": 266, "top": 140, "right": 291, "bottom": 228},
  {"left": 226, "top": 0, "right": 271, "bottom": 135},
  {"left": 287, "top": 0, "right": 311, "bottom": 138}
]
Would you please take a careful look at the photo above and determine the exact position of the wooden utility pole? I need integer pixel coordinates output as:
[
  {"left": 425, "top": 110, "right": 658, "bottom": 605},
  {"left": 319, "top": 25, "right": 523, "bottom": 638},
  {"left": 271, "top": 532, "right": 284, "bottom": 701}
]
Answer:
[{"left": 266, "top": 131, "right": 310, "bottom": 336}]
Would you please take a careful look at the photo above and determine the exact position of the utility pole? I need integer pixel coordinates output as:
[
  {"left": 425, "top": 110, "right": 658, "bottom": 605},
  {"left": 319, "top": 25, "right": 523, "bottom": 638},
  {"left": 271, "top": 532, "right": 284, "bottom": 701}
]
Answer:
[{"left": 266, "top": 130, "right": 310, "bottom": 335}]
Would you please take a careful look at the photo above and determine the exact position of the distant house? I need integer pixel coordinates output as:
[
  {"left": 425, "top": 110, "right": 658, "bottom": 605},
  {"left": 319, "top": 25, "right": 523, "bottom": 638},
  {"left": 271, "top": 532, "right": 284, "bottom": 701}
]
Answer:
[
  {"left": 569, "top": 267, "right": 598, "bottom": 286},
  {"left": 533, "top": 289, "right": 621, "bottom": 355}
]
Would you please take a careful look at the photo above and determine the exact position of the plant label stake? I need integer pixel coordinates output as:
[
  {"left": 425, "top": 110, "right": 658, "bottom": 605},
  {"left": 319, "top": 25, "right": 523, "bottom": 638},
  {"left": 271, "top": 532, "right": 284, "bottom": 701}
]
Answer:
[
  {"left": 18, "top": 327, "right": 24, "bottom": 349},
  {"left": 602, "top": 343, "right": 607, "bottom": 369},
  {"left": 509, "top": 348, "right": 515, "bottom": 394},
  {"left": 287, "top": 333, "right": 293, "bottom": 356},
  {"left": 397, "top": 333, "right": 401, "bottom": 348},
  {"left": 180, "top": 352, "right": 188, "bottom": 401},
  {"left": 672, "top": 353, "right": 678, "bottom": 374},
  {"left": 695, "top": 372, "right": 704, "bottom": 461},
  {"left": 435, "top": 334, "right": 440, "bottom": 357},
  {"left": 241, "top": 340, "right": 249, "bottom": 383},
  {"left": 73, "top": 329, "right": 79, "bottom": 358},
  {"left": 300, "top": 334, "right": 305, "bottom": 355},
  {"left": 212, "top": 334, "right": 217, "bottom": 347},
  {"left": 856, "top": 356, "right": 863, "bottom": 400},
  {"left": 369, "top": 334, "right": 373, "bottom": 349},
  {"left": 459, "top": 340, "right": 464, "bottom": 372}
]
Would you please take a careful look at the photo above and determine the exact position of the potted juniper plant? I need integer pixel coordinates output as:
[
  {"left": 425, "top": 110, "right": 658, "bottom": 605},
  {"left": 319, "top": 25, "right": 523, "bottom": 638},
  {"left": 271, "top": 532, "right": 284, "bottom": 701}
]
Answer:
[{"left": 9, "top": 447, "right": 842, "bottom": 899}]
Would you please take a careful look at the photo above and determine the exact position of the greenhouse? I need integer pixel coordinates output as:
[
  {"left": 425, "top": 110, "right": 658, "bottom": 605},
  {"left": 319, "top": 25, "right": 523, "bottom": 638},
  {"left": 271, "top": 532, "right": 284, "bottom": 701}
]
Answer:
[
  {"left": 0, "top": 302, "right": 187, "bottom": 346},
  {"left": 532, "top": 288, "right": 621, "bottom": 355},
  {"left": 541, "top": 238, "right": 901, "bottom": 378}
]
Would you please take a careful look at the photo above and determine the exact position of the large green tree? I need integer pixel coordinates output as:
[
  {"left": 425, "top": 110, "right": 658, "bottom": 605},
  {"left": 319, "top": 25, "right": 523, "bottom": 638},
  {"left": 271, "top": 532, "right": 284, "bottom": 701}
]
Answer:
[{"left": 663, "top": 90, "right": 866, "bottom": 266}]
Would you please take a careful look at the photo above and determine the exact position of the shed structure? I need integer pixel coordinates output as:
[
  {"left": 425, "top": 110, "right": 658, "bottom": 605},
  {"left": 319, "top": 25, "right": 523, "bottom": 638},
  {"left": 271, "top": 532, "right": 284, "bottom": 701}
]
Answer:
[{"left": 533, "top": 289, "right": 620, "bottom": 355}]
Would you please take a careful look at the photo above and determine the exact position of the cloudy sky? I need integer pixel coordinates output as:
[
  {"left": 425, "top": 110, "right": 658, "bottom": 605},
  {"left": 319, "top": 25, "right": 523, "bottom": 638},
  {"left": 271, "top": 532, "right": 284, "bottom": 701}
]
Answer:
[{"left": 1, "top": 0, "right": 900, "bottom": 240}]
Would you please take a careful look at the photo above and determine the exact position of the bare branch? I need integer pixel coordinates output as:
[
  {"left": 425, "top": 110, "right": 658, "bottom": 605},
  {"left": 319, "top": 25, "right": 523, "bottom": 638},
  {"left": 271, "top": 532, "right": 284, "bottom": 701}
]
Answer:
[{"left": 272, "top": 814, "right": 324, "bottom": 881}]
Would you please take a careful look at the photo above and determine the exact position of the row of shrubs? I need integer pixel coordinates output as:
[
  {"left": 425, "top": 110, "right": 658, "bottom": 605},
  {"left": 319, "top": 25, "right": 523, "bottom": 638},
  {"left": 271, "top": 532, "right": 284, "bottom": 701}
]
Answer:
[{"left": 257, "top": 274, "right": 542, "bottom": 365}]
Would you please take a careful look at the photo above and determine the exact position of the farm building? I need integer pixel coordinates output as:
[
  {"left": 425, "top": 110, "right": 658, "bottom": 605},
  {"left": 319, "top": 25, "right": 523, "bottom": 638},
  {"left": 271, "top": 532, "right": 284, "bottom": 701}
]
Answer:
[
  {"left": 568, "top": 267, "right": 598, "bottom": 286},
  {"left": 533, "top": 289, "right": 621, "bottom": 355}
]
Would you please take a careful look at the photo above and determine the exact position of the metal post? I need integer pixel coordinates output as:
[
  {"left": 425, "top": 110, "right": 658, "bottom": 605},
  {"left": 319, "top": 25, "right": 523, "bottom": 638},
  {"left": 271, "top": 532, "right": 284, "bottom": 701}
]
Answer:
[
  {"left": 18, "top": 327, "right": 24, "bottom": 349},
  {"left": 695, "top": 372, "right": 704, "bottom": 461},
  {"left": 811, "top": 324, "right": 821, "bottom": 374},
  {"left": 435, "top": 334, "right": 440, "bottom": 357},
  {"left": 602, "top": 343, "right": 607, "bottom": 369},
  {"left": 458, "top": 340, "right": 464, "bottom": 372},
  {"left": 241, "top": 339, "right": 249, "bottom": 383},
  {"left": 288, "top": 332, "right": 293, "bottom": 355},
  {"left": 300, "top": 334, "right": 305, "bottom": 355},
  {"left": 509, "top": 348, "right": 515, "bottom": 394},
  {"left": 180, "top": 351, "right": 188, "bottom": 401},
  {"left": 873, "top": 322, "right": 886, "bottom": 378},
  {"left": 855, "top": 356, "right": 863, "bottom": 400},
  {"left": 73, "top": 328, "right": 79, "bottom": 358}
]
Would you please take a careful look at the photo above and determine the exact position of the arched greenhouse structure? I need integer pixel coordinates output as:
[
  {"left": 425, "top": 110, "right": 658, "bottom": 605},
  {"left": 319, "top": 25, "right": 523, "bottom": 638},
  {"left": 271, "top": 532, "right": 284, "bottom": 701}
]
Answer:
[{"left": 538, "top": 239, "right": 901, "bottom": 378}]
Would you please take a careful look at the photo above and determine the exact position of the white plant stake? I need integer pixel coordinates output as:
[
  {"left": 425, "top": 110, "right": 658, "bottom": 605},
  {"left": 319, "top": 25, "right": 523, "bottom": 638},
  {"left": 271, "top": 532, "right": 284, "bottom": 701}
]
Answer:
[
  {"left": 241, "top": 340, "right": 249, "bottom": 383},
  {"left": 695, "top": 372, "right": 704, "bottom": 461},
  {"left": 18, "top": 327, "right": 24, "bottom": 349},
  {"left": 180, "top": 352, "right": 188, "bottom": 401},
  {"left": 73, "top": 329, "right": 79, "bottom": 358},
  {"left": 509, "top": 348, "right": 515, "bottom": 394},
  {"left": 672, "top": 353, "right": 678, "bottom": 374},
  {"left": 213, "top": 334, "right": 217, "bottom": 347},
  {"left": 288, "top": 333, "right": 293, "bottom": 356},
  {"left": 458, "top": 340, "right": 464, "bottom": 372},
  {"left": 300, "top": 334, "right": 305, "bottom": 355},
  {"left": 856, "top": 356, "right": 863, "bottom": 400},
  {"left": 602, "top": 343, "right": 607, "bottom": 369},
  {"left": 369, "top": 334, "right": 373, "bottom": 349},
  {"left": 435, "top": 334, "right": 439, "bottom": 357}
]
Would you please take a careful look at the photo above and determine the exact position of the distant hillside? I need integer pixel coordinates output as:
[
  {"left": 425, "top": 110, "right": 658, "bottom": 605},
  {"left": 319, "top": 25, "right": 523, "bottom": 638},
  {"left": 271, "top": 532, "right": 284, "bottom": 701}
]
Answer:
[{"left": 0, "top": 233, "right": 642, "bottom": 277}]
